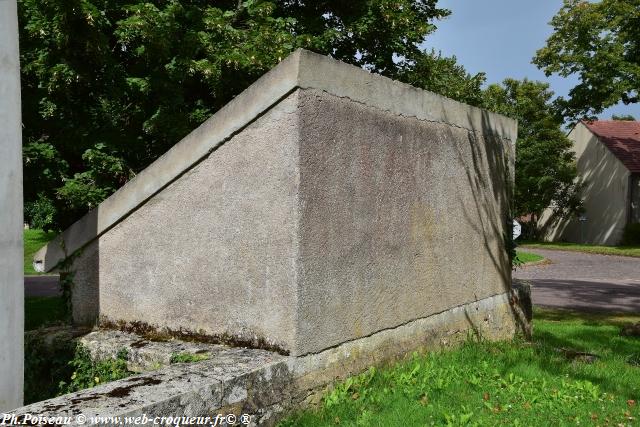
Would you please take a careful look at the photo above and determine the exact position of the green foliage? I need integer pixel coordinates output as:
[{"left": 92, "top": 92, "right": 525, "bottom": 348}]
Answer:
[
  {"left": 514, "top": 251, "right": 544, "bottom": 265},
  {"left": 58, "top": 143, "right": 133, "bottom": 212},
  {"left": 534, "top": 0, "right": 640, "bottom": 121},
  {"left": 24, "top": 333, "right": 76, "bottom": 404},
  {"left": 622, "top": 223, "right": 640, "bottom": 246},
  {"left": 25, "top": 296, "right": 67, "bottom": 330},
  {"left": 25, "top": 339, "right": 132, "bottom": 404},
  {"left": 19, "top": 0, "right": 485, "bottom": 230},
  {"left": 279, "top": 311, "right": 640, "bottom": 426},
  {"left": 398, "top": 50, "right": 486, "bottom": 107},
  {"left": 612, "top": 114, "right": 636, "bottom": 121},
  {"left": 483, "top": 79, "right": 582, "bottom": 236},
  {"left": 25, "top": 195, "right": 57, "bottom": 232},
  {"left": 59, "top": 346, "right": 132, "bottom": 394},
  {"left": 24, "top": 228, "right": 56, "bottom": 274},
  {"left": 169, "top": 352, "right": 209, "bottom": 364},
  {"left": 521, "top": 240, "right": 640, "bottom": 257},
  {"left": 23, "top": 142, "right": 68, "bottom": 230}
]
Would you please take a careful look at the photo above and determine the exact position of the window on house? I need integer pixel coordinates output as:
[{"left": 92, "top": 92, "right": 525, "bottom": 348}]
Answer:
[{"left": 632, "top": 175, "right": 640, "bottom": 224}]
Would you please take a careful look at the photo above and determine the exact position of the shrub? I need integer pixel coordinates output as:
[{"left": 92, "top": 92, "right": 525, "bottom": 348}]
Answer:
[
  {"left": 59, "top": 345, "right": 132, "bottom": 394},
  {"left": 24, "top": 333, "right": 75, "bottom": 404},
  {"left": 24, "top": 194, "right": 58, "bottom": 232},
  {"left": 622, "top": 223, "right": 640, "bottom": 245}
]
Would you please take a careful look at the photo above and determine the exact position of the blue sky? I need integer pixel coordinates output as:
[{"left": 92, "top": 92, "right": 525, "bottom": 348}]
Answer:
[{"left": 421, "top": 0, "right": 640, "bottom": 120}]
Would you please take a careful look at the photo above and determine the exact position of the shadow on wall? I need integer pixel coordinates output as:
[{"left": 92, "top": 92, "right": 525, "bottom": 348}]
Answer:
[
  {"left": 453, "top": 110, "right": 527, "bottom": 335},
  {"left": 455, "top": 110, "right": 513, "bottom": 295},
  {"left": 542, "top": 129, "right": 629, "bottom": 246},
  {"left": 40, "top": 210, "right": 100, "bottom": 326}
]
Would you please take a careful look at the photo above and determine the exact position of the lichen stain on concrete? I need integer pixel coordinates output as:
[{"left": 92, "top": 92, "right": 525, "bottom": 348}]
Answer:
[
  {"left": 409, "top": 203, "right": 437, "bottom": 277},
  {"left": 99, "top": 317, "right": 290, "bottom": 355},
  {"left": 353, "top": 318, "right": 363, "bottom": 338},
  {"left": 106, "top": 377, "right": 162, "bottom": 398}
]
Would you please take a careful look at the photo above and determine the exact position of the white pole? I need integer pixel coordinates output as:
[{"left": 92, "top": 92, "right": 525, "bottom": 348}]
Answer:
[{"left": 0, "top": 0, "right": 24, "bottom": 411}]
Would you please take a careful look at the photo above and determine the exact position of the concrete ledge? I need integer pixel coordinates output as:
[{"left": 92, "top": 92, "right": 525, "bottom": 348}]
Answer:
[
  {"left": 9, "top": 292, "right": 519, "bottom": 425},
  {"left": 292, "top": 292, "right": 518, "bottom": 395},
  {"left": 11, "top": 347, "right": 289, "bottom": 426},
  {"left": 34, "top": 49, "right": 517, "bottom": 272},
  {"left": 80, "top": 330, "right": 243, "bottom": 373}
]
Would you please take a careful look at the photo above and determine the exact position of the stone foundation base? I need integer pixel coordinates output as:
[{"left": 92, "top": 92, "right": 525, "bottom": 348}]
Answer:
[{"left": 11, "top": 292, "right": 521, "bottom": 426}]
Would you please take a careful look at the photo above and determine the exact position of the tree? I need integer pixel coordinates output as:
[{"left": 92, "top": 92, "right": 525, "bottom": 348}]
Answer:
[
  {"left": 612, "top": 114, "right": 636, "bottom": 121},
  {"left": 19, "top": 0, "right": 483, "bottom": 230},
  {"left": 483, "top": 79, "right": 582, "bottom": 236},
  {"left": 398, "top": 50, "right": 486, "bottom": 107},
  {"left": 533, "top": 0, "right": 640, "bottom": 121}
]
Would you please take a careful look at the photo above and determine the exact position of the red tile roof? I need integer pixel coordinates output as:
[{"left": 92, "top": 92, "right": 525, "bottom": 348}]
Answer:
[{"left": 584, "top": 120, "right": 640, "bottom": 173}]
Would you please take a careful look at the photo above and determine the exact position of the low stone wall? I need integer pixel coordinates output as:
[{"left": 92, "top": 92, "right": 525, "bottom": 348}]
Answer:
[{"left": 9, "top": 292, "right": 520, "bottom": 426}]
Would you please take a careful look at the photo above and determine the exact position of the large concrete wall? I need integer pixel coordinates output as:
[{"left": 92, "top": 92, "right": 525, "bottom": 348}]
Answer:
[
  {"left": 295, "top": 89, "right": 513, "bottom": 354},
  {"left": 541, "top": 123, "right": 630, "bottom": 245},
  {"left": 35, "top": 50, "right": 516, "bottom": 357},
  {"left": 0, "top": 0, "right": 24, "bottom": 411},
  {"left": 72, "top": 94, "right": 301, "bottom": 352}
]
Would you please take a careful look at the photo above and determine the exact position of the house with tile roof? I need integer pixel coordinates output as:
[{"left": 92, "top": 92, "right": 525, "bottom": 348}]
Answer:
[{"left": 541, "top": 120, "right": 640, "bottom": 245}]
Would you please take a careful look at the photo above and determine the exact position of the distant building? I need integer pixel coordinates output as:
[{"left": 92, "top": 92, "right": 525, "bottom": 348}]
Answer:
[{"left": 541, "top": 120, "right": 640, "bottom": 245}]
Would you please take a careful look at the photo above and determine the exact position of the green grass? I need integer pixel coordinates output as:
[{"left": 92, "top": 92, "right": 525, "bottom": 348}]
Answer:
[
  {"left": 515, "top": 250, "right": 545, "bottom": 264},
  {"left": 520, "top": 241, "right": 640, "bottom": 258},
  {"left": 25, "top": 296, "right": 67, "bottom": 330},
  {"left": 280, "top": 309, "right": 640, "bottom": 426},
  {"left": 170, "top": 352, "right": 210, "bottom": 364},
  {"left": 24, "top": 229, "right": 66, "bottom": 330},
  {"left": 24, "top": 228, "right": 56, "bottom": 274}
]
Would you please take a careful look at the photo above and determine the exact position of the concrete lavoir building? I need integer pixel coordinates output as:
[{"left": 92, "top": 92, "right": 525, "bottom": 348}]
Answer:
[
  {"left": 34, "top": 49, "right": 519, "bottom": 358},
  {"left": 19, "top": 50, "right": 526, "bottom": 421},
  {"left": 542, "top": 120, "right": 640, "bottom": 245}
]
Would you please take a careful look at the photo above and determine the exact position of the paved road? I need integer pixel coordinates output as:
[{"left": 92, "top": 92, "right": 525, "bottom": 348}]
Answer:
[
  {"left": 24, "top": 275, "right": 61, "bottom": 297},
  {"left": 513, "top": 248, "right": 640, "bottom": 313}
]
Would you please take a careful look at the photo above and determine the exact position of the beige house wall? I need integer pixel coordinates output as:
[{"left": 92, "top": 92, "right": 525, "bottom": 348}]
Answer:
[{"left": 541, "top": 122, "right": 630, "bottom": 245}]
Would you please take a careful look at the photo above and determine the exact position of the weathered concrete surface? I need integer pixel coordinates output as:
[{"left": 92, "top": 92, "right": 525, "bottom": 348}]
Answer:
[
  {"left": 81, "top": 93, "right": 301, "bottom": 347},
  {"left": 34, "top": 50, "right": 517, "bottom": 357},
  {"left": 11, "top": 346, "right": 290, "bottom": 426},
  {"left": 8, "top": 292, "right": 519, "bottom": 425},
  {"left": 34, "top": 49, "right": 517, "bottom": 273},
  {"left": 0, "top": 0, "right": 24, "bottom": 411},
  {"left": 293, "top": 292, "right": 518, "bottom": 397},
  {"left": 80, "top": 330, "right": 239, "bottom": 373},
  {"left": 295, "top": 88, "right": 514, "bottom": 354}
]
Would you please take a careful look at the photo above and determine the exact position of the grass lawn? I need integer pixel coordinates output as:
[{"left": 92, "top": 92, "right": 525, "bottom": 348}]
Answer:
[
  {"left": 521, "top": 241, "right": 640, "bottom": 258},
  {"left": 280, "top": 309, "right": 640, "bottom": 426},
  {"left": 24, "top": 229, "right": 66, "bottom": 330},
  {"left": 24, "top": 228, "right": 56, "bottom": 274},
  {"left": 515, "top": 250, "right": 545, "bottom": 265},
  {"left": 25, "top": 296, "right": 67, "bottom": 330}
]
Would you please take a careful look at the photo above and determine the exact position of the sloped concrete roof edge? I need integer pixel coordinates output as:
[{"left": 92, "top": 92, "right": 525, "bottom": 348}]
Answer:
[{"left": 34, "top": 49, "right": 517, "bottom": 272}]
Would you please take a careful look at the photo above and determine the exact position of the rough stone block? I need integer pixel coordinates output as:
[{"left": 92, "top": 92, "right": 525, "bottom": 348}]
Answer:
[{"left": 9, "top": 293, "right": 518, "bottom": 425}]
